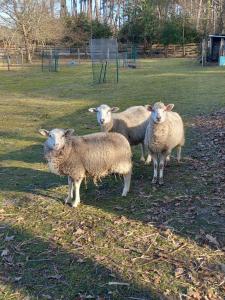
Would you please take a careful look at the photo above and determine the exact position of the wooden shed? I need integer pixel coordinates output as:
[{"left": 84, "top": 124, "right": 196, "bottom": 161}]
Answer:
[{"left": 207, "top": 34, "right": 225, "bottom": 61}]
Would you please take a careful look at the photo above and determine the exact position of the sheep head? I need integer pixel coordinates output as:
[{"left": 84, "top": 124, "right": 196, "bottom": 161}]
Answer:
[
  {"left": 146, "top": 102, "right": 174, "bottom": 124},
  {"left": 88, "top": 104, "right": 119, "bottom": 125},
  {"left": 39, "top": 128, "right": 74, "bottom": 151}
]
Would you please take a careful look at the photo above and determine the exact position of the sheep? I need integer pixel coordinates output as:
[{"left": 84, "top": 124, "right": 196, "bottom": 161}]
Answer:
[
  {"left": 39, "top": 128, "right": 132, "bottom": 208},
  {"left": 88, "top": 104, "right": 151, "bottom": 164},
  {"left": 144, "top": 102, "right": 185, "bottom": 185}
]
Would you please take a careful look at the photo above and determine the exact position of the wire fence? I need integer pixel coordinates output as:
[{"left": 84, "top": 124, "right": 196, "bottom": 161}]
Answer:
[{"left": 0, "top": 42, "right": 201, "bottom": 71}]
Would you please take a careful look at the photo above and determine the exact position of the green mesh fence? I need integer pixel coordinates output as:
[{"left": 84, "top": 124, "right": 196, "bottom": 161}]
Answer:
[
  {"left": 90, "top": 39, "right": 119, "bottom": 84},
  {"left": 41, "top": 50, "right": 59, "bottom": 72}
]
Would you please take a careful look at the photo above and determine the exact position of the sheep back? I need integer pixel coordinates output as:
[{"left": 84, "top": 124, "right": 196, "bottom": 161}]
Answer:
[{"left": 110, "top": 106, "right": 151, "bottom": 145}]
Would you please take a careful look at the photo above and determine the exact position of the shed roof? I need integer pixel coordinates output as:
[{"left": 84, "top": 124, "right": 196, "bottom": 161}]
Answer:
[{"left": 209, "top": 34, "right": 225, "bottom": 38}]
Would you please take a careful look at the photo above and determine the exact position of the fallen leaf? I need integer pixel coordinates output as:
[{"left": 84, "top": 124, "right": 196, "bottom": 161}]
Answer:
[
  {"left": 74, "top": 228, "right": 84, "bottom": 235},
  {"left": 95, "top": 255, "right": 105, "bottom": 262},
  {"left": 14, "top": 277, "right": 22, "bottom": 282},
  {"left": 108, "top": 281, "right": 130, "bottom": 286},
  {"left": 175, "top": 267, "right": 184, "bottom": 278},
  {"left": 187, "top": 288, "right": 201, "bottom": 300},
  {"left": 41, "top": 295, "right": 52, "bottom": 299},
  {"left": 1, "top": 249, "right": 9, "bottom": 256},
  {"left": 5, "top": 235, "right": 14, "bottom": 242},
  {"left": 205, "top": 234, "right": 219, "bottom": 247}
]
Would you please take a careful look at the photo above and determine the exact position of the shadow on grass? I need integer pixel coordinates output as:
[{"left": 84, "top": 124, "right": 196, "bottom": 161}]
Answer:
[
  {"left": 0, "top": 130, "right": 42, "bottom": 143},
  {"left": 0, "top": 166, "right": 64, "bottom": 194},
  {"left": 0, "top": 222, "right": 160, "bottom": 300},
  {"left": 0, "top": 144, "right": 43, "bottom": 164}
]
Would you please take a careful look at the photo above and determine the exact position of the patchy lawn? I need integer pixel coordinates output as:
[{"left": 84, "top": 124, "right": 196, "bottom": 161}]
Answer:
[{"left": 0, "top": 59, "right": 225, "bottom": 300}]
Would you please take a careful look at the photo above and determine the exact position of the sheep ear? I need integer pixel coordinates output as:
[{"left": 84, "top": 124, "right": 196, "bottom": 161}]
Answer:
[
  {"left": 39, "top": 129, "right": 49, "bottom": 136},
  {"left": 88, "top": 107, "right": 98, "bottom": 113},
  {"left": 110, "top": 107, "right": 119, "bottom": 112},
  {"left": 64, "top": 129, "right": 74, "bottom": 137},
  {"left": 165, "top": 104, "right": 174, "bottom": 111},
  {"left": 145, "top": 105, "right": 153, "bottom": 111}
]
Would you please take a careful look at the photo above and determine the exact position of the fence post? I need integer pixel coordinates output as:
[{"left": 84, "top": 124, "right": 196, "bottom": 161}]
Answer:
[
  {"left": 41, "top": 50, "right": 44, "bottom": 72},
  {"left": 21, "top": 49, "right": 24, "bottom": 66},
  {"left": 7, "top": 53, "right": 10, "bottom": 71},
  {"left": 78, "top": 48, "right": 80, "bottom": 64}
]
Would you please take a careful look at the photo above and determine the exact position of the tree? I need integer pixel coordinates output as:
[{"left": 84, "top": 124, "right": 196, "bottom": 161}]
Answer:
[
  {"left": 118, "top": 0, "right": 159, "bottom": 46},
  {"left": 63, "top": 14, "right": 112, "bottom": 47},
  {"left": 0, "top": 0, "right": 63, "bottom": 63},
  {"left": 0, "top": 25, "right": 22, "bottom": 69}
]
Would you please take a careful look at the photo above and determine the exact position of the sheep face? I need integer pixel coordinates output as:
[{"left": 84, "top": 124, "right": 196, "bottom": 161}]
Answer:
[
  {"left": 147, "top": 102, "right": 174, "bottom": 124},
  {"left": 89, "top": 104, "right": 119, "bottom": 125},
  {"left": 39, "top": 128, "right": 74, "bottom": 151}
]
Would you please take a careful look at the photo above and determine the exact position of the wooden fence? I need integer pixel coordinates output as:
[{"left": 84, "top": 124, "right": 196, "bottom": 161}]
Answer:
[{"left": 133, "top": 43, "right": 200, "bottom": 58}]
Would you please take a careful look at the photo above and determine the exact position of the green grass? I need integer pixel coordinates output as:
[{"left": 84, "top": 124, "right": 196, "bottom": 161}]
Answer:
[{"left": 0, "top": 59, "right": 225, "bottom": 300}]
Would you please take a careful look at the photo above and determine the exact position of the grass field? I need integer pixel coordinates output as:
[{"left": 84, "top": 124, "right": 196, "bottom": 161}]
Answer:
[{"left": 0, "top": 58, "right": 225, "bottom": 300}]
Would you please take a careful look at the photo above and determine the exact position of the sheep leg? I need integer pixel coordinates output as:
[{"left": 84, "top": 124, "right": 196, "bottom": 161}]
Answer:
[
  {"left": 177, "top": 146, "right": 182, "bottom": 162},
  {"left": 165, "top": 155, "right": 170, "bottom": 166},
  {"left": 159, "top": 154, "right": 167, "bottom": 185},
  {"left": 71, "top": 178, "right": 83, "bottom": 208},
  {"left": 122, "top": 171, "right": 131, "bottom": 197},
  {"left": 65, "top": 176, "right": 74, "bottom": 204},
  {"left": 140, "top": 143, "right": 145, "bottom": 162},
  {"left": 152, "top": 154, "right": 158, "bottom": 184}
]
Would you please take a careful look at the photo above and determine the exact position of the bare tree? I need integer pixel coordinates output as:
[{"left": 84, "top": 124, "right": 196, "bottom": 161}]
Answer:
[
  {"left": 60, "top": 0, "right": 67, "bottom": 17},
  {"left": 0, "top": 0, "right": 64, "bottom": 63}
]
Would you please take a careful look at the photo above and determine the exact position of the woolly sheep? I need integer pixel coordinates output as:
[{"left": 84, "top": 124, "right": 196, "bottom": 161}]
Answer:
[
  {"left": 88, "top": 104, "right": 151, "bottom": 163},
  {"left": 39, "top": 128, "right": 132, "bottom": 208},
  {"left": 144, "top": 102, "right": 185, "bottom": 185}
]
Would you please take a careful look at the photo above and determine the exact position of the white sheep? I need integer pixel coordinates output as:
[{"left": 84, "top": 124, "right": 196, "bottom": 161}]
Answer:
[
  {"left": 88, "top": 104, "right": 151, "bottom": 163},
  {"left": 39, "top": 128, "right": 132, "bottom": 208},
  {"left": 144, "top": 102, "right": 185, "bottom": 185}
]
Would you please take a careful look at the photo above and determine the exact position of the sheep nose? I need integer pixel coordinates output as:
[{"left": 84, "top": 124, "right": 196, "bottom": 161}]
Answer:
[
  {"left": 100, "top": 119, "right": 105, "bottom": 124},
  {"left": 157, "top": 116, "right": 161, "bottom": 122}
]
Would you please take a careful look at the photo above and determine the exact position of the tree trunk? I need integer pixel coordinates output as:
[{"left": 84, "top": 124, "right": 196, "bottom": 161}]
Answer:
[
  {"left": 196, "top": 0, "right": 203, "bottom": 30},
  {"left": 72, "top": 0, "right": 77, "bottom": 16},
  {"left": 60, "top": 0, "right": 67, "bottom": 17},
  {"left": 95, "top": 0, "right": 99, "bottom": 19},
  {"left": 49, "top": 0, "right": 55, "bottom": 17},
  {"left": 21, "top": 25, "right": 32, "bottom": 63},
  {"left": 87, "top": 0, "right": 92, "bottom": 19}
]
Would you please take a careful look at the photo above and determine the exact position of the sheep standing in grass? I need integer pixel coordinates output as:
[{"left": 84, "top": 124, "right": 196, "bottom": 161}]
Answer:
[
  {"left": 88, "top": 104, "right": 151, "bottom": 163},
  {"left": 144, "top": 102, "right": 185, "bottom": 185},
  {"left": 39, "top": 128, "right": 132, "bottom": 208}
]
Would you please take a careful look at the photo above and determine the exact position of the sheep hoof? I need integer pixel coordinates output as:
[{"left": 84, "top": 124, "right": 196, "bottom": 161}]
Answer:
[
  {"left": 145, "top": 160, "right": 151, "bottom": 165},
  {"left": 140, "top": 157, "right": 145, "bottom": 162},
  {"left": 152, "top": 177, "right": 157, "bottom": 184},
  {"left": 159, "top": 179, "right": 164, "bottom": 185},
  {"left": 122, "top": 191, "right": 127, "bottom": 197},
  {"left": 71, "top": 201, "right": 80, "bottom": 208}
]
